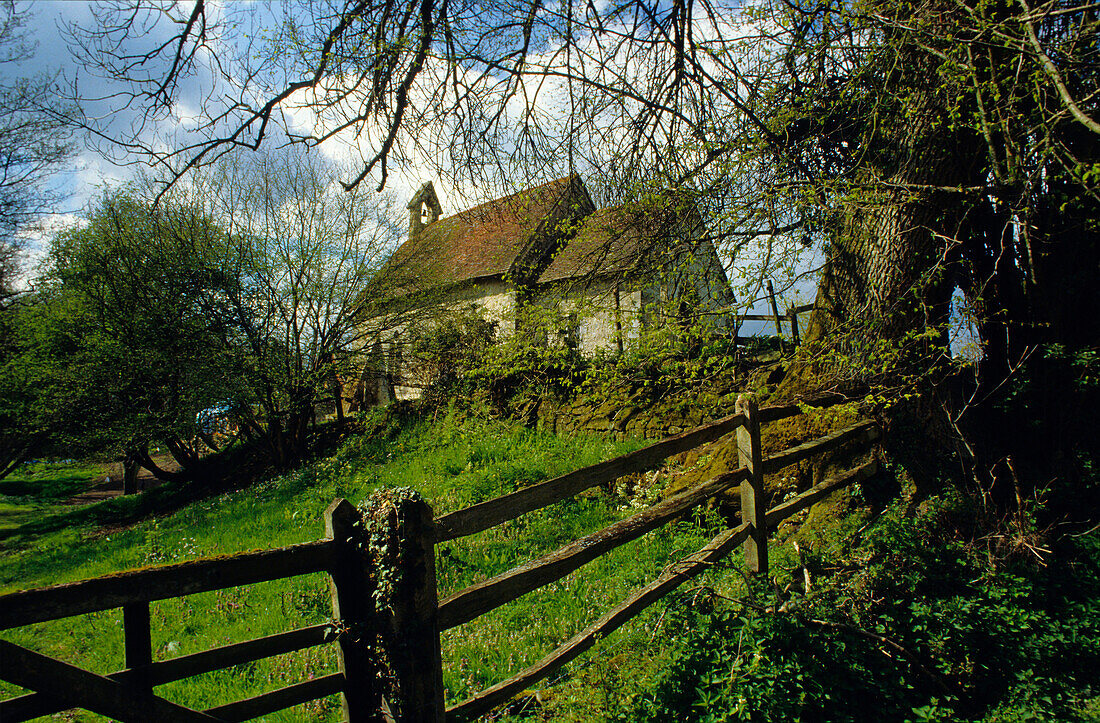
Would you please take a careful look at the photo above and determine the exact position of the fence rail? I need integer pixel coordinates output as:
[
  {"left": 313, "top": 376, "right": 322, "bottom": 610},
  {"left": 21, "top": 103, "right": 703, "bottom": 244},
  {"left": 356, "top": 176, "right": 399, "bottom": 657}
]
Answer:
[
  {"left": 437, "top": 468, "right": 750, "bottom": 631},
  {"left": 733, "top": 281, "right": 821, "bottom": 348},
  {"left": 433, "top": 412, "right": 747, "bottom": 543},
  {"left": 0, "top": 393, "right": 879, "bottom": 722},
  {"left": 447, "top": 520, "right": 755, "bottom": 721},
  {"left": 0, "top": 539, "right": 335, "bottom": 630},
  {"left": 0, "top": 624, "right": 336, "bottom": 721}
]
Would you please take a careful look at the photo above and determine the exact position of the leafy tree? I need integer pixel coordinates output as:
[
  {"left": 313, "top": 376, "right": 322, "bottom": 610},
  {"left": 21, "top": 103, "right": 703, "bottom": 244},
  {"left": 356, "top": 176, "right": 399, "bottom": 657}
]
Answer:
[
  {"left": 758, "top": 0, "right": 1100, "bottom": 349},
  {"left": 0, "top": 1, "right": 77, "bottom": 478},
  {"left": 10, "top": 192, "right": 240, "bottom": 482},
  {"left": 744, "top": 0, "right": 1099, "bottom": 504},
  {"left": 190, "top": 151, "right": 401, "bottom": 467},
  {"left": 3, "top": 150, "right": 400, "bottom": 481}
]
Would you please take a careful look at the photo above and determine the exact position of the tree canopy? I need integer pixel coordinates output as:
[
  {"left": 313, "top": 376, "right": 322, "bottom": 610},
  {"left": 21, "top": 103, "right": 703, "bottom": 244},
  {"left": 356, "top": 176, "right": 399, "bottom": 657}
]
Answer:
[
  {"left": 36, "top": 0, "right": 1100, "bottom": 500},
  {"left": 62, "top": 0, "right": 1097, "bottom": 327},
  {"left": 0, "top": 150, "right": 402, "bottom": 480}
]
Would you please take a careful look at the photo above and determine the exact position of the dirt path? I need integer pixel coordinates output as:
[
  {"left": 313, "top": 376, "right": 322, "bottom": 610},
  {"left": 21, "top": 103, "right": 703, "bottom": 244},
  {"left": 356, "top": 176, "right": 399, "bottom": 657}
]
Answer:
[{"left": 64, "top": 454, "right": 181, "bottom": 505}]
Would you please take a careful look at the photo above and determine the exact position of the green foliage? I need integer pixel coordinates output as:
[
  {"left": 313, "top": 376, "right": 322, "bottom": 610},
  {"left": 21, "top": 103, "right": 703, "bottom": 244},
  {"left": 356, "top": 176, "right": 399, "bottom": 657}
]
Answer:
[
  {"left": 407, "top": 298, "right": 747, "bottom": 428},
  {"left": 458, "top": 303, "right": 589, "bottom": 412},
  {"left": 0, "top": 190, "right": 247, "bottom": 480},
  {"left": 583, "top": 322, "right": 741, "bottom": 401},
  {"left": 42, "top": 192, "right": 236, "bottom": 453},
  {"left": 404, "top": 306, "right": 498, "bottom": 406},
  {"left": 3, "top": 150, "right": 400, "bottom": 473},
  {"left": 609, "top": 489, "right": 1100, "bottom": 723}
]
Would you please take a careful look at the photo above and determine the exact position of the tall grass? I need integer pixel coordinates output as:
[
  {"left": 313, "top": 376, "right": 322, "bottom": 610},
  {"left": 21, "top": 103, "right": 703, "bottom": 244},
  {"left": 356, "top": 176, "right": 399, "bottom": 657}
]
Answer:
[{"left": 0, "top": 406, "right": 742, "bottom": 720}]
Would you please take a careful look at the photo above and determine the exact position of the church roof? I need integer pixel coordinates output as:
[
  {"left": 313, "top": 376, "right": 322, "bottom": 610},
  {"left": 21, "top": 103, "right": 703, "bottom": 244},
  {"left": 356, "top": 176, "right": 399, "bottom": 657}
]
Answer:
[
  {"left": 538, "top": 207, "right": 654, "bottom": 283},
  {"left": 383, "top": 176, "right": 591, "bottom": 293},
  {"left": 537, "top": 197, "right": 694, "bottom": 284}
]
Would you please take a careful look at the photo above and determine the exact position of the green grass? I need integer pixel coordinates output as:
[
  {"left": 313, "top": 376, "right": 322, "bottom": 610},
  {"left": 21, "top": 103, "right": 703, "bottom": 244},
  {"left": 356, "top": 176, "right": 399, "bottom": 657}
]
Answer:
[
  {"left": 0, "top": 460, "right": 107, "bottom": 532},
  {"left": 7, "top": 405, "right": 1087, "bottom": 722},
  {"left": 0, "top": 406, "right": 748, "bottom": 720},
  {"left": 0, "top": 459, "right": 106, "bottom": 500}
]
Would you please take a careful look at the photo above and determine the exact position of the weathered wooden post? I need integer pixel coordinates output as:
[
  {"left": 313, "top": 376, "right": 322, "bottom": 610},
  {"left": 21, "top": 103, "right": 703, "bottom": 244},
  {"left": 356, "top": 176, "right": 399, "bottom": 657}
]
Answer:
[
  {"left": 122, "top": 602, "right": 152, "bottom": 696},
  {"left": 358, "top": 489, "right": 446, "bottom": 723},
  {"left": 736, "top": 395, "right": 768, "bottom": 574},
  {"left": 767, "top": 281, "right": 788, "bottom": 355},
  {"left": 789, "top": 306, "right": 801, "bottom": 347},
  {"left": 325, "top": 499, "right": 385, "bottom": 723},
  {"left": 388, "top": 494, "right": 445, "bottom": 723}
]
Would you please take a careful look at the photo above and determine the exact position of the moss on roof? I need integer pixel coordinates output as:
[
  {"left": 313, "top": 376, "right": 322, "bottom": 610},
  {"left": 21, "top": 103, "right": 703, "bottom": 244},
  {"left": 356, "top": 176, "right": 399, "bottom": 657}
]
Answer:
[{"left": 383, "top": 176, "right": 584, "bottom": 292}]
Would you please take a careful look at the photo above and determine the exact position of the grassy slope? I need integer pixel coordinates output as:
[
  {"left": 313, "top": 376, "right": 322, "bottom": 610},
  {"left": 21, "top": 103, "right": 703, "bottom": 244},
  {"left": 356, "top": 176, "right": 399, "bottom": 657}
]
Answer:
[
  {"left": 0, "top": 407, "right": 748, "bottom": 721},
  {"left": 0, "top": 460, "right": 109, "bottom": 532},
  {"left": 6, "top": 401, "right": 1095, "bottom": 723}
]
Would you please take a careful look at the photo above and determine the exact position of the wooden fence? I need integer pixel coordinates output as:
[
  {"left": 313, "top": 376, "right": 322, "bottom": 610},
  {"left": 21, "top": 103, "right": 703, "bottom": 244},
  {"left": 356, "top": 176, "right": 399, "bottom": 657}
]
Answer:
[
  {"left": 737, "top": 299, "right": 818, "bottom": 348},
  {"left": 0, "top": 394, "right": 879, "bottom": 722}
]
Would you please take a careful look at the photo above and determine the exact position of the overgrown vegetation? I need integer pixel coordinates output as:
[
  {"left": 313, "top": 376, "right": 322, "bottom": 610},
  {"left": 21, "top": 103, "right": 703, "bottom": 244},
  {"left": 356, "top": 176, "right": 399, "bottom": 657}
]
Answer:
[
  {"left": 407, "top": 307, "right": 768, "bottom": 433},
  {"left": 598, "top": 492, "right": 1100, "bottom": 723}
]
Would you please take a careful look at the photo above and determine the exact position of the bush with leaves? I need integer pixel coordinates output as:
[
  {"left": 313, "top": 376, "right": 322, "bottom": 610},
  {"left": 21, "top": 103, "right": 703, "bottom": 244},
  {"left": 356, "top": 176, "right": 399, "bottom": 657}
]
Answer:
[
  {"left": 403, "top": 307, "right": 498, "bottom": 407},
  {"left": 614, "top": 488, "right": 1100, "bottom": 723}
]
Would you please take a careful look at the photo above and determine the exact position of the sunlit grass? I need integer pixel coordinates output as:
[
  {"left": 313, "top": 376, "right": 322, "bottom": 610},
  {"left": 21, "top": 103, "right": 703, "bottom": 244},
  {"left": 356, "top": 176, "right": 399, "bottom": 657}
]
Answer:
[
  {"left": 0, "top": 408, "right": 749, "bottom": 720},
  {"left": 0, "top": 459, "right": 108, "bottom": 532}
]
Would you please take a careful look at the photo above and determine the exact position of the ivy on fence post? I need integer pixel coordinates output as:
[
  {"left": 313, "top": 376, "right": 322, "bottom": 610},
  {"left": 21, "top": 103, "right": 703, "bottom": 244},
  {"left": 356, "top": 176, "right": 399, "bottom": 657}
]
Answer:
[
  {"left": 736, "top": 394, "right": 768, "bottom": 574},
  {"left": 360, "top": 488, "right": 446, "bottom": 723},
  {"left": 325, "top": 498, "right": 385, "bottom": 723}
]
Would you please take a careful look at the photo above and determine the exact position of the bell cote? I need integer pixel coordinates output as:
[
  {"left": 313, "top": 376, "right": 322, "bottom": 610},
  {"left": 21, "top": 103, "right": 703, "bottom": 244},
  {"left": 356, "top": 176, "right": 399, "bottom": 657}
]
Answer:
[{"left": 407, "top": 181, "right": 442, "bottom": 237}]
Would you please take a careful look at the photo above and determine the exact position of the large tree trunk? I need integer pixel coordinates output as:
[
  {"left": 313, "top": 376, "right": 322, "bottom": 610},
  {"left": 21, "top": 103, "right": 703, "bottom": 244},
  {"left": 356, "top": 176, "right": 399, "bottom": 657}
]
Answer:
[
  {"left": 123, "top": 449, "right": 140, "bottom": 495},
  {"left": 806, "top": 2, "right": 982, "bottom": 342}
]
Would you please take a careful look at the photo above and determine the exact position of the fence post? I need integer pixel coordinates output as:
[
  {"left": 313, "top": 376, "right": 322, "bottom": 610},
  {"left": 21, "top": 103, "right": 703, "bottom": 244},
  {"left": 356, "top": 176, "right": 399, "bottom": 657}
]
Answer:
[
  {"left": 387, "top": 495, "right": 446, "bottom": 723},
  {"left": 736, "top": 394, "right": 768, "bottom": 574},
  {"left": 325, "top": 498, "right": 384, "bottom": 723},
  {"left": 789, "top": 305, "right": 801, "bottom": 347},
  {"left": 122, "top": 602, "right": 152, "bottom": 695}
]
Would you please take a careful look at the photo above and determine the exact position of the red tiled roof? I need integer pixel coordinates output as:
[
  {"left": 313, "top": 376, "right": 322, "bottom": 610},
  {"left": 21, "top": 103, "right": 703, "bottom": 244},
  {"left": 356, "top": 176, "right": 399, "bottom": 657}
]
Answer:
[{"left": 384, "top": 176, "right": 585, "bottom": 292}]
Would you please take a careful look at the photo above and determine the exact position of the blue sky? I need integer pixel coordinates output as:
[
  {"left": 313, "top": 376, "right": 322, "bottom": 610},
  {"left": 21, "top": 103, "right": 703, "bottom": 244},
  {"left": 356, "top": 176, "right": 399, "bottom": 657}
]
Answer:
[{"left": 9, "top": 2, "right": 117, "bottom": 217}]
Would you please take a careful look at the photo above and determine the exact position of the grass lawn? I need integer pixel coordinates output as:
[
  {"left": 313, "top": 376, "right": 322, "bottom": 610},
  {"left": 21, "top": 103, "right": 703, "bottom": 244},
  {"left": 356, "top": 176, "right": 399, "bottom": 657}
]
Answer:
[
  {"left": 0, "top": 460, "right": 109, "bottom": 533},
  {"left": 0, "top": 408, "right": 749, "bottom": 721}
]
